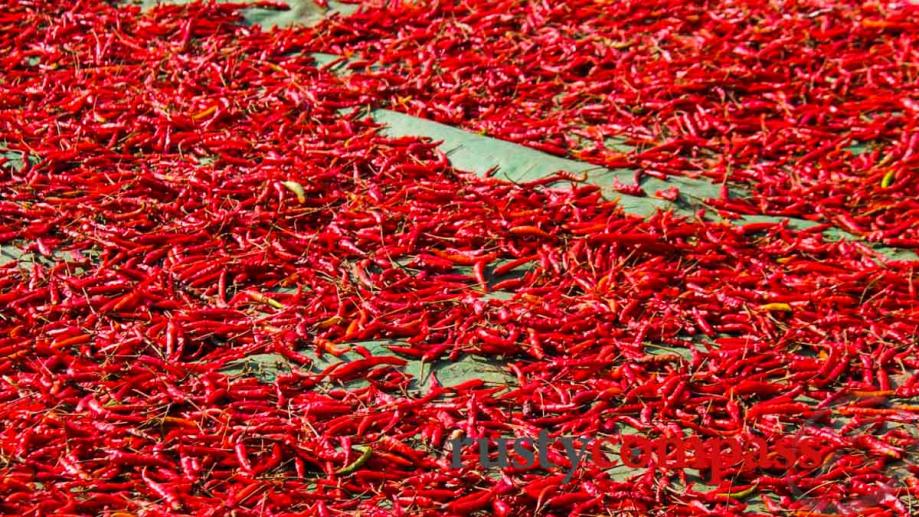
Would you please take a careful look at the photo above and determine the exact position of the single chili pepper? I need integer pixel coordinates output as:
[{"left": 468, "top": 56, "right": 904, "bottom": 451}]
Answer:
[{"left": 447, "top": 489, "right": 494, "bottom": 515}]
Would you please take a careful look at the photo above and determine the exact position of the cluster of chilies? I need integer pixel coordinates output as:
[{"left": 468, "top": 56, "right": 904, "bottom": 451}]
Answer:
[
  {"left": 314, "top": 0, "right": 919, "bottom": 245},
  {"left": 0, "top": 1, "right": 916, "bottom": 515}
]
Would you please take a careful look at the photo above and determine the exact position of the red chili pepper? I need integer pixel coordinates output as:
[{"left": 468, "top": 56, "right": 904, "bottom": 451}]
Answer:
[{"left": 447, "top": 489, "right": 494, "bottom": 514}]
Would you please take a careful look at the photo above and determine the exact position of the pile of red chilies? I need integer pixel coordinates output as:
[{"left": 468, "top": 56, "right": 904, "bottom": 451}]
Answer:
[
  {"left": 314, "top": 0, "right": 919, "bottom": 245},
  {"left": 0, "top": 1, "right": 917, "bottom": 515}
]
